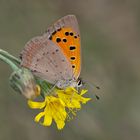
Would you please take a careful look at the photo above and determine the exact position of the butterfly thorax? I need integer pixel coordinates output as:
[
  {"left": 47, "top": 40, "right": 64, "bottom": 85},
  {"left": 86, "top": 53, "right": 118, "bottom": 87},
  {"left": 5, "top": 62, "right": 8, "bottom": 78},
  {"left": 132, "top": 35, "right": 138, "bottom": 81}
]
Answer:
[{"left": 56, "top": 79, "right": 78, "bottom": 89}]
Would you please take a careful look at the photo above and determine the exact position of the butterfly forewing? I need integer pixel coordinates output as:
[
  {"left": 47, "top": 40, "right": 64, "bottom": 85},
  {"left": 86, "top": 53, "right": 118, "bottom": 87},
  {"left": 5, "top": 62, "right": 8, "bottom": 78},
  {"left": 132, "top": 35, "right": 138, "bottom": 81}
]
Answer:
[{"left": 43, "top": 15, "right": 81, "bottom": 79}]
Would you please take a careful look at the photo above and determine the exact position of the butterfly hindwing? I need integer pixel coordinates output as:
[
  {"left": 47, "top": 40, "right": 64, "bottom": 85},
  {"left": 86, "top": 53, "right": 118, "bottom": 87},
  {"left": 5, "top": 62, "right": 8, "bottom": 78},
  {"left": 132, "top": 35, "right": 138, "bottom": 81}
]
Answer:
[{"left": 20, "top": 36, "right": 73, "bottom": 84}]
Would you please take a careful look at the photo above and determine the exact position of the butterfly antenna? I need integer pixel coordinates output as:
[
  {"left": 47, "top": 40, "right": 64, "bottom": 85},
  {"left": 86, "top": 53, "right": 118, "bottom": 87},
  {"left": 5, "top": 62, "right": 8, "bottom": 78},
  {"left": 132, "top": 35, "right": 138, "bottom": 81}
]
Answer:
[
  {"left": 82, "top": 79, "right": 100, "bottom": 100},
  {"left": 88, "top": 83, "right": 100, "bottom": 100},
  {"left": 87, "top": 81, "right": 100, "bottom": 90},
  {"left": 95, "top": 95, "right": 100, "bottom": 100}
]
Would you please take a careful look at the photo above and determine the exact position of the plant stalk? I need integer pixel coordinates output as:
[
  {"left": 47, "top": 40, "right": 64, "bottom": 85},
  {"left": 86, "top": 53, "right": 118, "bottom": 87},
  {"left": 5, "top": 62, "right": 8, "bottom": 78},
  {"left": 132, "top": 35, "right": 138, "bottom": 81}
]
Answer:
[
  {"left": 0, "top": 54, "right": 19, "bottom": 71},
  {"left": 0, "top": 49, "right": 21, "bottom": 65}
]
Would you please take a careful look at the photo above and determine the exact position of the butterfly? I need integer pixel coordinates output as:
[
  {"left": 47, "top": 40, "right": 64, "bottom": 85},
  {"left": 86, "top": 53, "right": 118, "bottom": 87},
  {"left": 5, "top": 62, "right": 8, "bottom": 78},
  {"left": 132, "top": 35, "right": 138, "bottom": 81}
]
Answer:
[{"left": 20, "top": 15, "right": 82, "bottom": 89}]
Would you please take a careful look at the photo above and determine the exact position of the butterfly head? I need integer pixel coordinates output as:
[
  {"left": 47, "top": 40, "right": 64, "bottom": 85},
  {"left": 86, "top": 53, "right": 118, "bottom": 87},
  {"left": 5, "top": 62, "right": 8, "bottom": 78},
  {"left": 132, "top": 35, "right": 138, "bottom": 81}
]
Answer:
[
  {"left": 56, "top": 79, "right": 74, "bottom": 89},
  {"left": 56, "top": 78, "right": 83, "bottom": 89},
  {"left": 77, "top": 78, "right": 83, "bottom": 87}
]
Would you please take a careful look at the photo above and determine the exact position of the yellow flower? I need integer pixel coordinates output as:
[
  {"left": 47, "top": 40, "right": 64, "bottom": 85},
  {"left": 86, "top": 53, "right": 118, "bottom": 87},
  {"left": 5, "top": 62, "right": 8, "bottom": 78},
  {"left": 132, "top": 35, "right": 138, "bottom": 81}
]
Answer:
[
  {"left": 28, "top": 86, "right": 91, "bottom": 130},
  {"left": 56, "top": 87, "right": 91, "bottom": 109},
  {"left": 28, "top": 96, "right": 66, "bottom": 130}
]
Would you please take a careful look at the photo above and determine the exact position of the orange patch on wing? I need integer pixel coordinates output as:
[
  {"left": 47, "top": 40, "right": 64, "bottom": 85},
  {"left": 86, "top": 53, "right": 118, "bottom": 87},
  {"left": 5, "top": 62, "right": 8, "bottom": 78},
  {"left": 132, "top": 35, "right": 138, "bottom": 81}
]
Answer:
[{"left": 51, "top": 28, "right": 81, "bottom": 78}]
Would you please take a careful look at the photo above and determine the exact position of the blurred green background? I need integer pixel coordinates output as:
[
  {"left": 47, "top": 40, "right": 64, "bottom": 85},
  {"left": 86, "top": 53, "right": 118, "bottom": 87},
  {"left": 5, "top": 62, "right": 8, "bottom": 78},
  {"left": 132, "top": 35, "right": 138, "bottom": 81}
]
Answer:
[{"left": 0, "top": 0, "right": 140, "bottom": 140}]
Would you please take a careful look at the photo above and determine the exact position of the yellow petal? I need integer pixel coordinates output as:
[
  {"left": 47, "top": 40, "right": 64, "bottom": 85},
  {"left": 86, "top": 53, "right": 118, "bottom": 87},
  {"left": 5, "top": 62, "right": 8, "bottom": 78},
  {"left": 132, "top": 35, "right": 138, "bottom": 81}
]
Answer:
[
  {"left": 42, "top": 114, "right": 52, "bottom": 126},
  {"left": 81, "top": 97, "right": 91, "bottom": 104},
  {"left": 59, "top": 99, "right": 65, "bottom": 106},
  {"left": 66, "top": 100, "right": 81, "bottom": 108},
  {"left": 64, "top": 87, "right": 76, "bottom": 93},
  {"left": 28, "top": 100, "right": 46, "bottom": 109},
  {"left": 34, "top": 112, "right": 45, "bottom": 122},
  {"left": 80, "top": 89, "right": 88, "bottom": 95},
  {"left": 53, "top": 104, "right": 67, "bottom": 130},
  {"left": 56, "top": 120, "right": 65, "bottom": 130}
]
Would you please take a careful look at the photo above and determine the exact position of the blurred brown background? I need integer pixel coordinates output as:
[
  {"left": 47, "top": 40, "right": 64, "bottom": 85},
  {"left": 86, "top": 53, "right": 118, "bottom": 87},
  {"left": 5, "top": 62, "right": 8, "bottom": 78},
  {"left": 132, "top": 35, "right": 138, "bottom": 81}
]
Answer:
[{"left": 0, "top": 0, "right": 140, "bottom": 140}]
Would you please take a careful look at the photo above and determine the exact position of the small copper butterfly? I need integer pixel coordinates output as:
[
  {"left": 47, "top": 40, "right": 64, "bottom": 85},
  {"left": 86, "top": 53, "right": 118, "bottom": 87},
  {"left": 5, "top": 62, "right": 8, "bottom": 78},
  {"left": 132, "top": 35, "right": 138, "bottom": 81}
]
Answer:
[{"left": 20, "top": 15, "right": 82, "bottom": 89}]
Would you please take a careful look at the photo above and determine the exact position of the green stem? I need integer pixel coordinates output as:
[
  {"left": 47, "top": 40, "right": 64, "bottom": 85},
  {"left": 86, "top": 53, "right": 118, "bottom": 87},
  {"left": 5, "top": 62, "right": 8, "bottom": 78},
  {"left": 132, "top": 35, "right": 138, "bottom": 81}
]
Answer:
[
  {"left": 0, "top": 49, "right": 21, "bottom": 65},
  {"left": 0, "top": 54, "right": 19, "bottom": 71}
]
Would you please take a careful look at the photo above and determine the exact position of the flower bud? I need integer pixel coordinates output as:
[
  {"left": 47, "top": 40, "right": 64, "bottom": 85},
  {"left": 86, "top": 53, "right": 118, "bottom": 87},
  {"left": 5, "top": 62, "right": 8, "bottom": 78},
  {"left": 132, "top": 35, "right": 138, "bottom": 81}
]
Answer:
[{"left": 9, "top": 68, "right": 40, "bottom": 99}]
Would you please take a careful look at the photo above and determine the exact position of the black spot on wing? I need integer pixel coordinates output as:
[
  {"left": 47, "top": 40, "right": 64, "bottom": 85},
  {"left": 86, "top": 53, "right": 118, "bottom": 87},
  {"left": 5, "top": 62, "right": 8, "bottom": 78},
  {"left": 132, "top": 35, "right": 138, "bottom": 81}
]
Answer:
[
  {"left": 72, "top": 65, "right": 75, "bottom": 68},
  {"left": 70, "top": 32, "right": 74, "bottom": 36},
  {"left": 57, "top": 28, "right": 61, "bottom": 31},
  {"left": 56, "top": 38, "right": 61, "bottom": 43},
  {"left": 63, "top": 38, "right": 67, "bottom": 42},
  {"left": 52, "top": 31, "right": 56, "bottom": 35},
  {"left": 56, "top": 49, "right": 59, "bottom": 52},
  {"left": 65, "top": 32, "right": 69, "bottom": 36},
  {"left": 71, "top": 57, "right": 76, "bottom": 60},
  {"left": 70, "top": 46, "right": 76, "bottom": 50}
]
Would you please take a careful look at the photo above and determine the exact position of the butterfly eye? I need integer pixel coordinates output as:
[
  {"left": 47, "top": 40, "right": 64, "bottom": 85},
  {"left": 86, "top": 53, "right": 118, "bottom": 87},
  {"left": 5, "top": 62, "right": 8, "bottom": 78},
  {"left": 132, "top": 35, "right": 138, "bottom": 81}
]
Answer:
[{"left": 78, "top": 80, "right": 82, "bottom": 86}]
